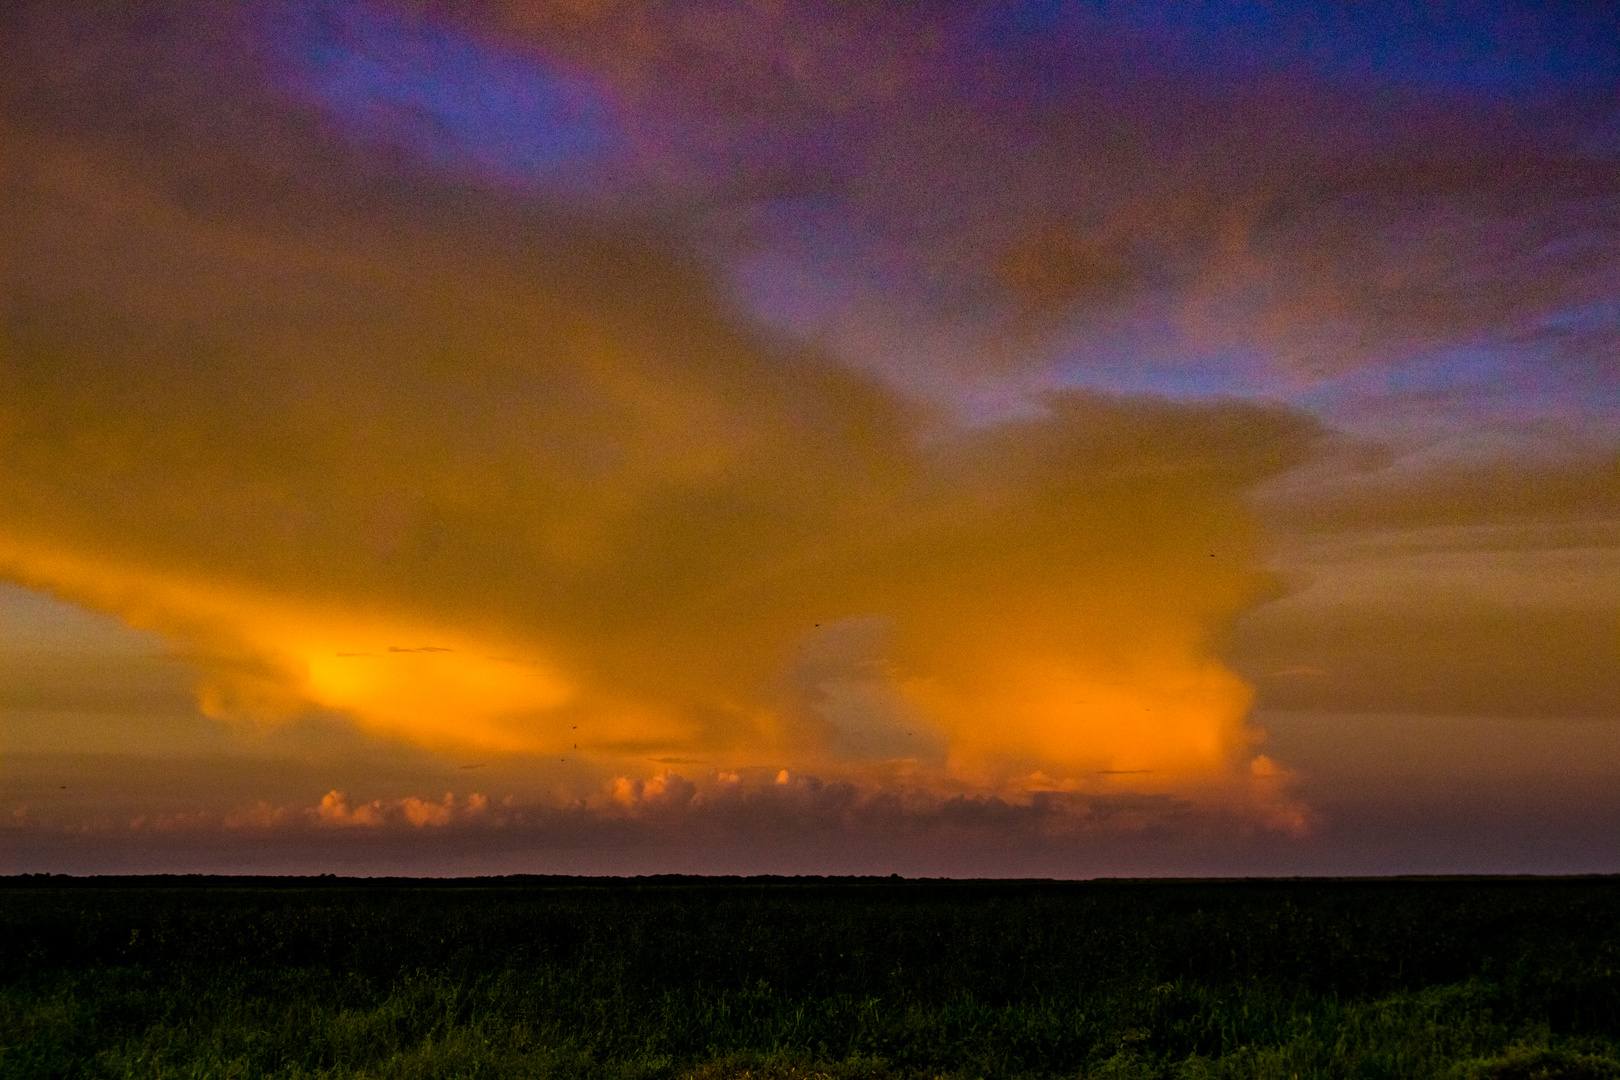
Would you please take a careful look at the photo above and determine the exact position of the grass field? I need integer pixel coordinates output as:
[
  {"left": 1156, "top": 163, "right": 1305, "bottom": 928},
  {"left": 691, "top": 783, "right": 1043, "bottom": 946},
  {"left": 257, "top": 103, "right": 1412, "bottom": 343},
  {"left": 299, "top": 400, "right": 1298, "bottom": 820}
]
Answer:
[{"left": 2, "top": 876, "right": 1618, "bottom": 1079}]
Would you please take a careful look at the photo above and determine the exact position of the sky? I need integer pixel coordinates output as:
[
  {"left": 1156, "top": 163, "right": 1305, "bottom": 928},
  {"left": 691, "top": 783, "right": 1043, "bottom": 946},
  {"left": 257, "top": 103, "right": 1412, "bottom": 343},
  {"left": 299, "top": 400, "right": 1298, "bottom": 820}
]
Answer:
[{"left": 1, "top": 0, "right": 1616, "bottom": 877}]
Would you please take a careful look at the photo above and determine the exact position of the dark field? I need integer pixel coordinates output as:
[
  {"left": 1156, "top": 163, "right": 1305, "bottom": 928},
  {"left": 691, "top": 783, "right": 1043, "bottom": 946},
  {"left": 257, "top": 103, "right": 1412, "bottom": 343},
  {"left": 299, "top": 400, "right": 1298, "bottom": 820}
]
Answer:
[{"left": 3, "top": 877, "right": 1618, "bottom": 1080}]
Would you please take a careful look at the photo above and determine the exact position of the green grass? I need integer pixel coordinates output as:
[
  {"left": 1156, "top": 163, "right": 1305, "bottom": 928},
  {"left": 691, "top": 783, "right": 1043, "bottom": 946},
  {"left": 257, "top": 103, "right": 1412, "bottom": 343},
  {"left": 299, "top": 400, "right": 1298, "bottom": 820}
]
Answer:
[{"left": 2, "top": 878, "right": 1617, "bottom": 1079}]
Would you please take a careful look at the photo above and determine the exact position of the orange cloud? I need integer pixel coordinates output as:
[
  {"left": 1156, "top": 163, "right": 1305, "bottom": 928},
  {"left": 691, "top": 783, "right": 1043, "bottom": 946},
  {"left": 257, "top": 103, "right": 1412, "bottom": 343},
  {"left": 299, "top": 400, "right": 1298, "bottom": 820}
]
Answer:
[
  {"left": 0, "top": 540, "right": 578, "bottom": 754},
  {"left": 311, "top": 790, "right": 387, "bottom": 828},
  {"left": 0, "top": 57, "right": 1319, "bottom": 825},
  {"left": 300, "top": 790, "right": 489, "bottom": 829},
  {"left": 400, "top": 794, "right": 454, "bottom": 828}
]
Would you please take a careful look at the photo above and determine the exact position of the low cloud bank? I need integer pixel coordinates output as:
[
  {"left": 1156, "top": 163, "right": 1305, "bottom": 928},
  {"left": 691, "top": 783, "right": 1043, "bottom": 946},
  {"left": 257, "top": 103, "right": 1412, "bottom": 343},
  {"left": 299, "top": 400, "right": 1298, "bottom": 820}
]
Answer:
[{"left": 4, "top": 767, "right": 1309, "bottom": 847}]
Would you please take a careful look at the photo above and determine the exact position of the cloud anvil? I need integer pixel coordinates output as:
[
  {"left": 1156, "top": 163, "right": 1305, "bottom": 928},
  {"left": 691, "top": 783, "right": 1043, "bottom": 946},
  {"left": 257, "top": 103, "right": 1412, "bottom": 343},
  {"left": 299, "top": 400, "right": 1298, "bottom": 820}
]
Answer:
[{"left": 2, "top": 0, "right": 1615, "bottom": 876}]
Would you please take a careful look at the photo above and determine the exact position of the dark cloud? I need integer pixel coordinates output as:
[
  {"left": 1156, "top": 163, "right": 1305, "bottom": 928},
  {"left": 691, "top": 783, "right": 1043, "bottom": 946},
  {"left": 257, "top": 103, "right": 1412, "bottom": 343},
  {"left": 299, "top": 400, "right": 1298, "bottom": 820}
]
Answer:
[{"left": 449, "top": 1, "right": 1620, "bottom": 388}]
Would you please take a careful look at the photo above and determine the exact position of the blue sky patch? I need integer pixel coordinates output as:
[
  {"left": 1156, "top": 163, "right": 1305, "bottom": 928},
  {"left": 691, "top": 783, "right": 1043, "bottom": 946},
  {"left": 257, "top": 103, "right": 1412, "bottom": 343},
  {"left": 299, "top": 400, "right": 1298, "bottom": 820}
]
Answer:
[{"left": 266, "top": 0, "right": 619, "bottom": 184}]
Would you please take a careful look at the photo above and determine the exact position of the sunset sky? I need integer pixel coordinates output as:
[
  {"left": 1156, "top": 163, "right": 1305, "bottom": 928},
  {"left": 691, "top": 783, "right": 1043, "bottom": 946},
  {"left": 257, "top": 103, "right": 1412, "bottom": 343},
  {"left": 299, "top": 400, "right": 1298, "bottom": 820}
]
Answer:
[{"left": 2, "top": 0, "right": 1616, "bottom": 877}]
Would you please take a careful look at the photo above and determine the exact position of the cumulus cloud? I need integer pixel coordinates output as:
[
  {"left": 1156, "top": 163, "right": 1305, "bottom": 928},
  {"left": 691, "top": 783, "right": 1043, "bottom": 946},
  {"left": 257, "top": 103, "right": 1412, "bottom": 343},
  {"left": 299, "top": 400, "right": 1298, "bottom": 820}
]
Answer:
[
  {"left": 35, "top": 771, "right": 1305, "bottom": 853},
  {"left": 311, "top": 791, "right": 388, "bottom": 828},
  {"left": 304, "top": 790, "right": 480, "bottom": 829},
  {"left": 4, "top": 2, "right": 1614, "bottom": 869},
  {"left": 610, "top": 771, "right": 697, "bottom": 809},
  {"left": 0, "top": 1, "right": 1325, "bottom": 823}
]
